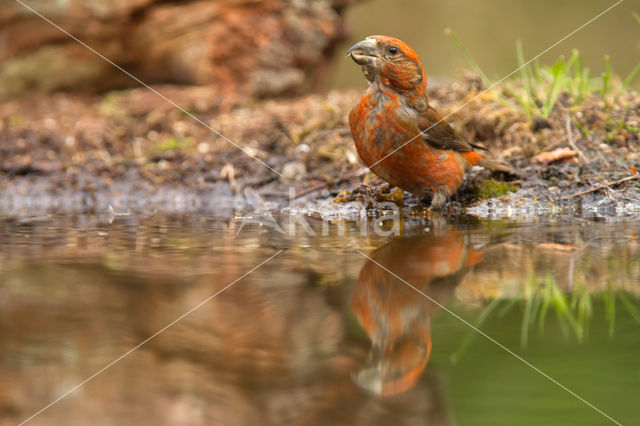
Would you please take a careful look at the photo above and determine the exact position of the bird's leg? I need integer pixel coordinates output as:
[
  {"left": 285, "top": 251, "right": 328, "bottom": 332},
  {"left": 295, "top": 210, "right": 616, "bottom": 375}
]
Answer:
[
  {"left": 378, "top": 182, "right": 392, "bottom": 193},
  {"left": 429, "top": 191, "right": 447, "bottom": 209}
]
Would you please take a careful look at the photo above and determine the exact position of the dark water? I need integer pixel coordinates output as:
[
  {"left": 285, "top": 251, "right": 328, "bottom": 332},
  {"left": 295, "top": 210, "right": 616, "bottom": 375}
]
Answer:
[{"left": 1, "top": 214, "right": 639, "bottom": 425}]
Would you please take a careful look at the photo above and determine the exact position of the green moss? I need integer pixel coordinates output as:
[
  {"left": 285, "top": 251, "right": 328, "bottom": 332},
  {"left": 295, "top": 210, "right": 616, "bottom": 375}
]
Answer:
[
  {"left": 8, "top": 116, "right": 22, "bottom": 127},
  {"left": 476, "top": 179, "right": 519, "bottom": 199},
  {"left": 152, "top": 137, "right": 195, "bottom": 153},
  {"left": 99, "top": 93, "right": 120, "bottom": 116},
  {"left": 99, "top": 90, "right": 134, "bottom": 118}
]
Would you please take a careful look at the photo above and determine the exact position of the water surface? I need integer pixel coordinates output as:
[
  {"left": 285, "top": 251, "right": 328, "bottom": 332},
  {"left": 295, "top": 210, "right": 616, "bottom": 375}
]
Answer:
[{"left": 1, "top": 214, "right": 639, "bottom": 425}]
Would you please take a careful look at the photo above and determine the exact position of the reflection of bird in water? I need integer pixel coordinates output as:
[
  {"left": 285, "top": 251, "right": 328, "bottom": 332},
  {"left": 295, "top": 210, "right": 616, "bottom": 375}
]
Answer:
[{"left": 352, "top": 232, "right": 483, "bottom": 396}]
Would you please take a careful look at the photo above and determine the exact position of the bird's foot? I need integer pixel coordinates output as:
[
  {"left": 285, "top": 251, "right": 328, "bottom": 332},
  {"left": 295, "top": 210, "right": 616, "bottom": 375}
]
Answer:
[{"left": 427, "top": 192, "right": 447, "bottom": 209}]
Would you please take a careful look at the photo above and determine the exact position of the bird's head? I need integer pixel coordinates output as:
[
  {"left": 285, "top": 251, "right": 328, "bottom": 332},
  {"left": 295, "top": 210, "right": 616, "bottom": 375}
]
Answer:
[{"left": 346, "top": 35, "right": 427, "bottom": 94}]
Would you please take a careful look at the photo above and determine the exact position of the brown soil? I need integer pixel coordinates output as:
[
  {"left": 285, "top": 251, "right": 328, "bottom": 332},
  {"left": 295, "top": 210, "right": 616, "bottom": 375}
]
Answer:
[{"left": 1, "top": 77, "right": 639, "bottom": 217}]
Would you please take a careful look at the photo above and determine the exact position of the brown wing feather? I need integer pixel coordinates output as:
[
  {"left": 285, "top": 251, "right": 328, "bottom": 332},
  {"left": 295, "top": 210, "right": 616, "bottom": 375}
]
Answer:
[{"left": 417, "top": 106, "right": 487, "bottom": 152}]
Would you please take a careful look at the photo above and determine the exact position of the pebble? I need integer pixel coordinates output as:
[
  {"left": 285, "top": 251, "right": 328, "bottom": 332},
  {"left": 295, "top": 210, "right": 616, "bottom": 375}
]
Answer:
[{"left": 281, "top": 161, "right": 307, "bottom": 181}]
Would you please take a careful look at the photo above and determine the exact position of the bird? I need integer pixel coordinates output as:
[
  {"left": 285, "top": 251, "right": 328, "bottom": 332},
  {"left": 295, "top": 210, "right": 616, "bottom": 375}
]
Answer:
[{"left": 346, "top": 35, "right": 510, "bottom": 208}]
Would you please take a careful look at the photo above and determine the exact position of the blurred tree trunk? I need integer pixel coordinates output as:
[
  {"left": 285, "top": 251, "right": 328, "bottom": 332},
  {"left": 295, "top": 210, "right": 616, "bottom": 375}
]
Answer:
[{"left": 0, "top": 0, "right": 355, "bottom": 100}]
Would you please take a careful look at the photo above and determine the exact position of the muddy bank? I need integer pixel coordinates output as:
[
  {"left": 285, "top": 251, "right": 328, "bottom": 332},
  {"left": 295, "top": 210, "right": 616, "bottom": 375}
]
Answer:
[{"left": 1, "top": 78, "right": 639, "bottom": 218}]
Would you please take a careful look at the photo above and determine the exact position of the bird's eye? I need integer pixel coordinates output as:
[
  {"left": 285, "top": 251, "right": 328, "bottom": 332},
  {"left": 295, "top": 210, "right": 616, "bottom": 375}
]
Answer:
[{"left": 388, "top": 46, "right": 398, "bottom": 54}]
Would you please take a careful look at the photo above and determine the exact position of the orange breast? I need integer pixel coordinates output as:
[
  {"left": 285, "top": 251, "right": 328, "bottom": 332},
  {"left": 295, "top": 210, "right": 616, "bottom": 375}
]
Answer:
[{"left": 349, "top": 92, "right": 468, "bottom": 198}]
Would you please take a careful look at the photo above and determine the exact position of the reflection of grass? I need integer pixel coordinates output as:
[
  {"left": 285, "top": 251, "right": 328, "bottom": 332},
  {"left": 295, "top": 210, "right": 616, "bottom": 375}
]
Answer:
[
  {"left": 619, "top": 292, "right": 640, "bottom": 322},
  {"left": 510, "top": 272, "right": 640, "bottom": 346},
  {"left": 453, "top": 270, "right": 640, "bottom": 359},
  {"left": 450, "top": 297, "right": 502, "bottom": 365},
  {"left": 572, "top": 281, "right": 593, "bottom": 341},
  {"left": 518, "top": 272, "right": 578, "bottom": 346}
]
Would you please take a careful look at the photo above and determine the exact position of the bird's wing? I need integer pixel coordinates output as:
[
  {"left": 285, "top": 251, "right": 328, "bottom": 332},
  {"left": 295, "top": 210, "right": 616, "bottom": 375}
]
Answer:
[{"left": 417, "top": 106, "right": 487, "bottom": 152}]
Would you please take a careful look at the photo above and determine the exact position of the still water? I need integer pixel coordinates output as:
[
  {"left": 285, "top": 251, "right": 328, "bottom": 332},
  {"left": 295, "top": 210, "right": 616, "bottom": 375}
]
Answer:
[{"left": 1, "top": 214, "right": 639, "bottom": 425}]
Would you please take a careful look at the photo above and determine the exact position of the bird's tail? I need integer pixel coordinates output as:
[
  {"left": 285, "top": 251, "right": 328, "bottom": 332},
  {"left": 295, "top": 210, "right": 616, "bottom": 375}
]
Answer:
[
  {"left": 460, "top": 152, "right": 514, "bottom": 174},
  {"left": 460, "top": 152, "right": 483, "bottom": 169},
  {"left": 479, "top": 159, "right": 514, "bottom": 174}
]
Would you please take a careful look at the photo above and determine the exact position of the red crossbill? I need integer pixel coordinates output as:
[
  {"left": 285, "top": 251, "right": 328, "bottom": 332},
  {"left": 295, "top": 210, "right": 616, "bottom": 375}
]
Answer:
[{"left": 347, "top": 35, "right": 509, "bottom": 208}]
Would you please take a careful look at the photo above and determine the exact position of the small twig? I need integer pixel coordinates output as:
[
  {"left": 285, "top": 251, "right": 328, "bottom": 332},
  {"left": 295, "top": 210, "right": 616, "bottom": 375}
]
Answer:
[
  {"left": 565, "top": 111, "right": 589, "bottom": 163},
  {"left": 563, "top": 175, "right": 639, "bottom": 199},
  {"left": 294, "top": 182, "right": 330, "bottom": 199}
]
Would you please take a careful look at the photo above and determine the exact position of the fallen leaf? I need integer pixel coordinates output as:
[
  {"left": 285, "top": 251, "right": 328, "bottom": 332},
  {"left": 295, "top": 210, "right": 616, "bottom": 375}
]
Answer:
[{"left": 531, "top": 147, "right": 578, "bottom": 164}]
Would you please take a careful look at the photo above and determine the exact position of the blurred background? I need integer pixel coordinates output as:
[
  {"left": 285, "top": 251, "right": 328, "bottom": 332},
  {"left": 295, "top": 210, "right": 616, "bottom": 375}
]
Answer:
[
  {"left": 1, "top": 0, "right": 638, "bottom": 100},
  {"left": 331, "top": 0, "right": 640, "bottom": 88}
]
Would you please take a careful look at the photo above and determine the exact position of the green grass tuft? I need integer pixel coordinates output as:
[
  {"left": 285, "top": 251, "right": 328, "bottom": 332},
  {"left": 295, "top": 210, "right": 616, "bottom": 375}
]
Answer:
[{"left": 448, "top": 13, "right": 640, "bottom": 120}]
